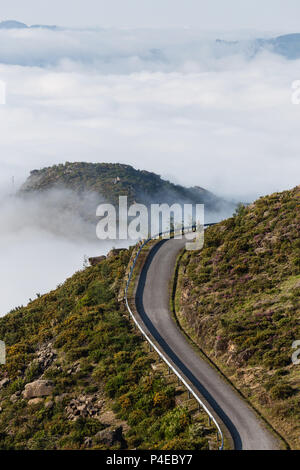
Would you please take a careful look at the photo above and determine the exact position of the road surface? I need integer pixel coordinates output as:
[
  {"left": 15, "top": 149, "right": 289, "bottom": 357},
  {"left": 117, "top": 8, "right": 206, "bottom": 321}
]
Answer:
[{"left": 135, "top": 237, "right": 280, "bottom": 450}]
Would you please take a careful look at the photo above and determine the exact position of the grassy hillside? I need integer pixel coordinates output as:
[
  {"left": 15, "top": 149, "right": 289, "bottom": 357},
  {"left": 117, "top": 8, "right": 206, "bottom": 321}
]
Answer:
[
  {"left": 175, "top": 186, "right": 300, "bottom": 448},
  {"left": 0, "top": 249, "right": 213, "bottom": 450},
  {"left": 20, "top": 161, "right": 233, "bottom": 213}
]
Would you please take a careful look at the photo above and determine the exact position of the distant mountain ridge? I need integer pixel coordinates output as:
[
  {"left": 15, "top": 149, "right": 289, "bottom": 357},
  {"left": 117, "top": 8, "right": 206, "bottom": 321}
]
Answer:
[
  {"left": 215, "top": 33, "right": 300, "bottom": 59},
  {"left": 0, "top": 20, "right": 58, "bottom": 30},
  {"left": 1, "top": 21, "right": 300, "bottom": 59},
  {"left": 0, "top": 20, "right": 28, "bottom": 29}
]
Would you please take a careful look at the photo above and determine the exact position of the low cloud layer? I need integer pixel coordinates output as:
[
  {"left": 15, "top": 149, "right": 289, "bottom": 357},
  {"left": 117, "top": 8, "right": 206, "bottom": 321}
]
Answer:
[
  {"left": 0, "top": 26, "right": 299, "bottom": 315},
  {"left": 0, "top": 28, "right": 299, "bottom": 200},
  {"left": 0, "top": 188, "right": 129, "bottom": 316}
]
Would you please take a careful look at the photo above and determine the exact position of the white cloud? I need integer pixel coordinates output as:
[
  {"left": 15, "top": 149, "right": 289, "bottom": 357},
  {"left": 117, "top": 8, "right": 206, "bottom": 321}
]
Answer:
[
  {"left": 0, "top": 189, "right": 129, "bottom": 316},
  {"left": 0, "top": 27, "right": 299, "bottom": 315}
]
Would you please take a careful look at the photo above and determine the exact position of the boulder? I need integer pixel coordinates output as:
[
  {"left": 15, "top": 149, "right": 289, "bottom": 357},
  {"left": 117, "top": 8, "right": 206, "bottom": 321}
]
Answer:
[
  {"left": 0, "top": 378, "right": 10, "bottom": 389},
  {"left": 23, "top": 380, "right": 53, "bottom": 399},
  {"left": 45, "top": 400, "right": 54, "bottom": 410},
  {"left": 28, "top": 398, "right": 44, "bottom": 406},
  {"left": 10, "top": 393, "right": 19, "bottom": 404},
  {"left": 94, "top": 426, "right": 126, "bottom": 448},
  {"left": 89, "top": 256, "right": 106, "bottom": 266},
  {"left": 36, "top": 343, "right": 57, "bottom": 371},
  {"left": 54, "top": 393, "right": 69, "bottom": 404},
  {"left": 65, "top": 394, "right": 102, "bottom": 421},
  {"left": 107, "top": 248, "right": 127, "bottom": 259}
]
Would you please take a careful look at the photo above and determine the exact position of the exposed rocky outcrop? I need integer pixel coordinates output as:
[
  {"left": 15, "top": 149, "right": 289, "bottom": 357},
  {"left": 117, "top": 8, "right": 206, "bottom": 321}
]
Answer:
[
  {"left": 10, "top": 392, "right": 21, "bottom": 403},
  {"left": 26, "top": 342, "right": 57, "bottom": 380},
  {"left": 23, "top": 380, "right": 54, "bottom": 399},
  {"left": 107, "top": 248, "right": 127, "bottom": 259},
  {"left": 65, "top": 395, "right": 104, "bottom": 421},
  {"left": 28, "top": 398, "right": 44, "bottom": 406},
  {"left": 89, "top": 256, "right": 106, "bottom": 266},
  {"left": 94, "top": 426, "right": 127, "bottom": 448},
  {"left": 36, "top": 343, "right": 57, "bottom": 370}
]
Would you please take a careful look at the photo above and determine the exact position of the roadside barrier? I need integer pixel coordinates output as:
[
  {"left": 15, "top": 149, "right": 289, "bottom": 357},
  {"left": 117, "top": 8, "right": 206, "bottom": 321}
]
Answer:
[{"left": 124, "top": 225, "right": 224, "bottom": 450}]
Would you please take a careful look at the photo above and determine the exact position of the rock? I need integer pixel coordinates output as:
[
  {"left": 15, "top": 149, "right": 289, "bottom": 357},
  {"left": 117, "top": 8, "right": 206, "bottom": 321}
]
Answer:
[
  {"left": 65, "top": 362, "right": 81, "bottom": 376},
  {"left": 95, "top": 428, "right": 116, "bottom": 446},
  {"left": 26, "top": 343, "right": 57, "bottom": 381},
  {"left": 89, "top": 256, "right": 106, "bottom": 266},
  {"left": 10, "top": 393, "right": 19, "bottom": 403},
  {"left": 65, "top": 394, "right": 103, "bottom": 421},
  {"left": 45, "top": 400, "right": 54, "bottom": 409},
  {"left": 28, "top": 398, "right": 44, "bottom": 406},
  {"left": 54, "top": 393, "right": 69, "bottom": 404},
  {"left": 23, "top": 380, "right": 54, "bottom": 399},
  {"left": 255, "top": 247, "right": 270, "bottom": 255},
  {"left": 107, "top": 248, "right": 127, "bottom": 259},
  {"left": 0, "top": 378, "right": 10, "bottom": 389},
  {"left": 94, "top": 426, "right": 127, "bottom": 448},
  {"left": 36, "top": 343, "right": 57, "bottom": 371},
  {"left": 77, "top": 405, "right": 86, "bottom": 412}
]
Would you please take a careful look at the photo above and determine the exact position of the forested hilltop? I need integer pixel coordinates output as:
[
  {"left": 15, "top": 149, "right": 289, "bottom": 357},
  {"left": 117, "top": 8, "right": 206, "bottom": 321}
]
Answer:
[
  {"left": 20, "top": 161, "right": 235, "bottom": 214},
  {"left": 176, "top": 185, "right": 300, "bottom": 449}
]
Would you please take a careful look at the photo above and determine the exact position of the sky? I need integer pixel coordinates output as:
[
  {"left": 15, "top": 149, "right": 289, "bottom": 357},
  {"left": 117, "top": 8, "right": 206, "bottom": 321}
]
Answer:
[
  {"left": 0, "top": 3, "right": 300, "bottom": 315},
  {"left": 1, "top": 0, "right": 300, "bottom": 32}
]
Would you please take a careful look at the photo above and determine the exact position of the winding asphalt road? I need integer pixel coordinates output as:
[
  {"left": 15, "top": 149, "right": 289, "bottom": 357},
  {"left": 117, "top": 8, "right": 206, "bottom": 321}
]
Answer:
[{"left": 135, "top": 237, "right": 280, "bottom": 450}]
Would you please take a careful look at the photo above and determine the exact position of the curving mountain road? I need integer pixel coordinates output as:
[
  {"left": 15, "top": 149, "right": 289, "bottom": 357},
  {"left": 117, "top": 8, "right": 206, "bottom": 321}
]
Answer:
[{"left": 135, "top": 237, "right": 281, "bottom": 450}]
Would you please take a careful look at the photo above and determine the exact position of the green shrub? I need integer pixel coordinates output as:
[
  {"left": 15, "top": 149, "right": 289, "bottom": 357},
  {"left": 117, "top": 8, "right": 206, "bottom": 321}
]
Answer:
[{"left": 270, "top": 384, "right": 294, "bottom": 400}]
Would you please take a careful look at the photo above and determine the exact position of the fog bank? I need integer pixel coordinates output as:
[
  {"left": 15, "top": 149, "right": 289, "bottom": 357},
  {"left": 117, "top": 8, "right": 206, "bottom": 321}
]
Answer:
[{"left": 0, "top": 26, "right": 299, "bottom": 314}]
